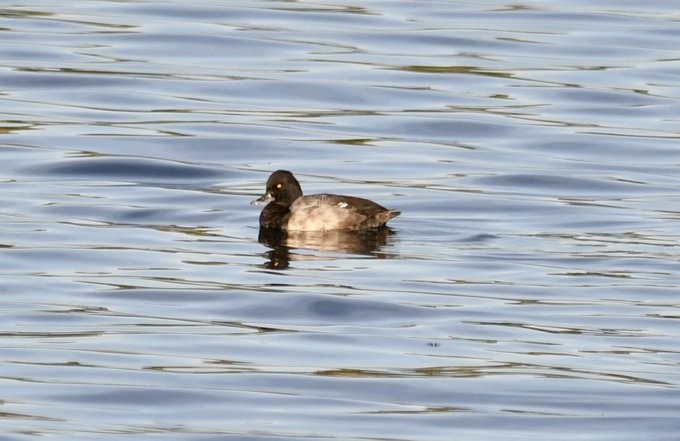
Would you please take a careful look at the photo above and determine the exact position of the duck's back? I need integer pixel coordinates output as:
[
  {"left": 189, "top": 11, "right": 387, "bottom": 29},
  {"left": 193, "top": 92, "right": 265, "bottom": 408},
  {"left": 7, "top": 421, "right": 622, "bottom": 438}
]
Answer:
[{"left": 285, "top": 194, "right": 399, "bottom": 231}]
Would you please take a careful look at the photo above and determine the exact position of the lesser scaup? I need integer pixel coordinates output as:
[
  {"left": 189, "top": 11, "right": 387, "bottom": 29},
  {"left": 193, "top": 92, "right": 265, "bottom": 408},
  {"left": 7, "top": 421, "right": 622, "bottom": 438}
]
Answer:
[{"left": 252, "top": 170, "right": 400, "bottom": 231}]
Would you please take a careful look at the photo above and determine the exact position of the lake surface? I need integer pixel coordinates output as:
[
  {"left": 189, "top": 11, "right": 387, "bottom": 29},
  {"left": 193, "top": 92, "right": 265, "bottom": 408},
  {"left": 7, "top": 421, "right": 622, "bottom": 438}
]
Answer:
[{"left": 1, "top": 1, "right": 679, "bottom": 440}]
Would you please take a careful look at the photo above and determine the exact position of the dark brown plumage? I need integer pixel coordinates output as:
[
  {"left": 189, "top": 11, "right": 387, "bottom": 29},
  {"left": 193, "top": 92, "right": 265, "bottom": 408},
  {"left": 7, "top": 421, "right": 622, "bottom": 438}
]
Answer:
[{"left": 252, "top": 170, "right": 400, "bottom": 231}]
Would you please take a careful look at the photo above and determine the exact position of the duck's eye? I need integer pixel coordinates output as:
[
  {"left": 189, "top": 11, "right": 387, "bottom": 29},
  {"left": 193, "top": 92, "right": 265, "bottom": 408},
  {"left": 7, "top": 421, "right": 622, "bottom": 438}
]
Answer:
[{"left": 276, "top": 183, "right": 283, "bottom": 189}]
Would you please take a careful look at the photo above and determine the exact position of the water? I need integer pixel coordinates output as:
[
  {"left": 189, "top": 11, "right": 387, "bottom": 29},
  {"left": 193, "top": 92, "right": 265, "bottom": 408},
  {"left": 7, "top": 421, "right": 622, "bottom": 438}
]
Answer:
[{"left": 1, "top": 1, "right": 679, "bottom": 440}]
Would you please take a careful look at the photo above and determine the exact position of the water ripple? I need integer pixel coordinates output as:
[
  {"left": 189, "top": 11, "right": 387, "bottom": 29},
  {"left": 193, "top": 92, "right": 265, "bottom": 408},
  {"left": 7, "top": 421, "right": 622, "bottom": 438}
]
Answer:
[{"left": 2, "top": 1, "right": 679, "bottom": 440}]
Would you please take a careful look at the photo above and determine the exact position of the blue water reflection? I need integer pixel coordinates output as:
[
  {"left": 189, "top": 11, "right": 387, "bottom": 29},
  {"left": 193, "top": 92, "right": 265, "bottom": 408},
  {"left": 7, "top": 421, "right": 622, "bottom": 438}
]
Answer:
[{"left": 1, "top": 1, "right": 679, "bottom": 440}]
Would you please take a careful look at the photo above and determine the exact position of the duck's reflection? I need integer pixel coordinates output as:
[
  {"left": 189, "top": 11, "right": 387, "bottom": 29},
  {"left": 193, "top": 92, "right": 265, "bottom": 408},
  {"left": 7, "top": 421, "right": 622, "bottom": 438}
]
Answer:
[{"left": 258, "top": 227, "right": 397, "bottom": 269}]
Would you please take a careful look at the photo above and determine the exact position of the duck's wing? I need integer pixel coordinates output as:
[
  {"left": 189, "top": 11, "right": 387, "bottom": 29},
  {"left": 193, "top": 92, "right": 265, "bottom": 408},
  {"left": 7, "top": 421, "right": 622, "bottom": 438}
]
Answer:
[{"left": 286, "top": 194, "right": 399, "bottom": 231}]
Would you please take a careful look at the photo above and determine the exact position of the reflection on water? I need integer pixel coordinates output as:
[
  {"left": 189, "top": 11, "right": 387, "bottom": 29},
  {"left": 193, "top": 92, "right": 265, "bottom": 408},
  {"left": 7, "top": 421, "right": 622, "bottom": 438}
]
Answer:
[
  {"left": 2, "top": 0, "right": 680, "bottom": 440},
  {"left": 257, "top": 227, "right": 397, "bottom": 269}
]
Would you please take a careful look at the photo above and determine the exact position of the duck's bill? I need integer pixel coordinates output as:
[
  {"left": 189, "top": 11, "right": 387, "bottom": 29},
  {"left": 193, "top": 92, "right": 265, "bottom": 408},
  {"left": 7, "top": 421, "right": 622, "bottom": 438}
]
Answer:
[{"left": 250, "top": 192, "right": 273, "bottom": 206}]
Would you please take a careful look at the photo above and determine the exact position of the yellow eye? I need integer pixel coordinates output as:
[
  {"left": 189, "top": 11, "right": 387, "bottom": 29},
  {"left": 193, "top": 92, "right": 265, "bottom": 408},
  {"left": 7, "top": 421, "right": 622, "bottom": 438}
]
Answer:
[{"left": 276, "top": 183, "right": 283, "bottom": 189}]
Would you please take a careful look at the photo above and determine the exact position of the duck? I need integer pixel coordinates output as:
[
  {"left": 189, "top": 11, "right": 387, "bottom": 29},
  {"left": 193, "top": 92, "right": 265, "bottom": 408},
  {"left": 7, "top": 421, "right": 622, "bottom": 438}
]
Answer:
[{"left": 251, "top": 170, "right": 400, "bottom": 231}]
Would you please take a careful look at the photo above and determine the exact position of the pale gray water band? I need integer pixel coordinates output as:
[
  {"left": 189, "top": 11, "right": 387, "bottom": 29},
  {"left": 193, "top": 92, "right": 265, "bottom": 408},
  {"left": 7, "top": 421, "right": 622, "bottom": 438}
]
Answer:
[{"left": 1, "top": 1, "right": 679, "bottom": 440}]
